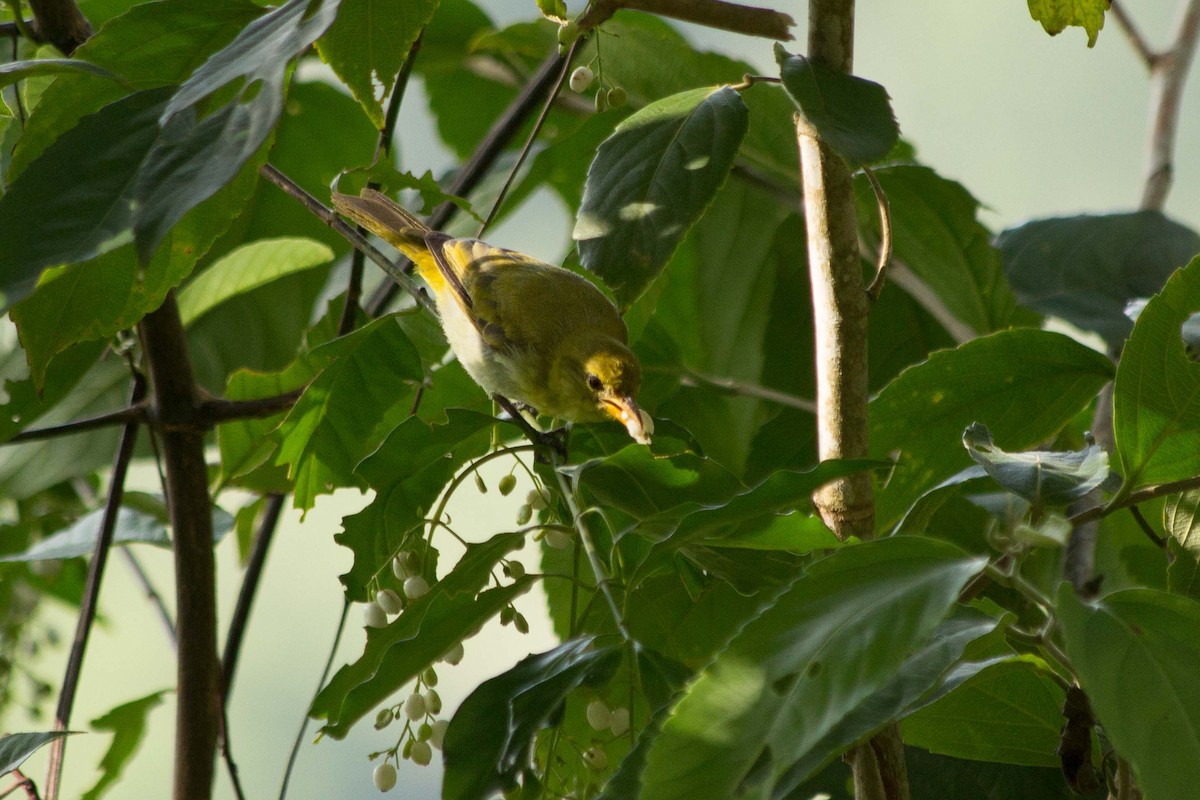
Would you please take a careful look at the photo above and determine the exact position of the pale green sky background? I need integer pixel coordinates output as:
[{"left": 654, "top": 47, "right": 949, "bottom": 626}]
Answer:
[{"left": 10, "top": 2, "right": 1200, "bottom": 799}]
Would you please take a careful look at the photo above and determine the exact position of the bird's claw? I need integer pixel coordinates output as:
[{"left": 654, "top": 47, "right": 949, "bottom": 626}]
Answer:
[{"left": 533, "top": 427, "right": 569, "bottom": 464}]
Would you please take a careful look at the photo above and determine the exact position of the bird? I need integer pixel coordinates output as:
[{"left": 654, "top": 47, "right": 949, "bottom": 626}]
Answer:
[{"left": 332, "top": 188, "right": 652, "bottom": 446}]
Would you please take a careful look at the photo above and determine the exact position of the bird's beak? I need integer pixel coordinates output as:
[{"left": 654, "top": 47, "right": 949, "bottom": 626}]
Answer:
[{"left": 602, "top": 396, "right": 653, "bottom": 445}]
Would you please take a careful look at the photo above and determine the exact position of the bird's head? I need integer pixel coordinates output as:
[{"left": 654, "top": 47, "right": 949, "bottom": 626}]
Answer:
[{"left": 550, "top": 333, "right": 652, "bottom": 444}]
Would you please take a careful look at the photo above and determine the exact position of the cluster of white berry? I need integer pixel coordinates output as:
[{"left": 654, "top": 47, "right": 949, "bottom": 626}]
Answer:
[
  {"left": 363, "top": 551, "right": 434, "bottom": 629},
  {"left": 568, "top": 66, "right": 627, "bottom": 112}
]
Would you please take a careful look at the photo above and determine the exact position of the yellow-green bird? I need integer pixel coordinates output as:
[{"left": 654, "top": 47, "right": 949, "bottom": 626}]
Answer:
[{"left": 332, "top": 189, "right": 652, "bottom": 445}]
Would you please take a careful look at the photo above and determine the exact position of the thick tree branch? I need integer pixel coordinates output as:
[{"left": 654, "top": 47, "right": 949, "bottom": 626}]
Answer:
[
  {"left": 26, "top": 0, "right": 91, "bottom": 54},
  {"left": 798, "top": 0, "right": 874, "bottom": 541},
  {"left": 44, "top": 375, "right": 144, "bottom": 800},
  {"left": 578, "top": 0, "right": 794, "bottom": 40},
  {"left": 138, "top": 294, "right": 219, "bottom": 800}
]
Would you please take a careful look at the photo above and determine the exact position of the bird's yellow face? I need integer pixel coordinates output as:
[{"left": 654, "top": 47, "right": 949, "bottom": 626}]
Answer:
[{"left": 549, "top": 334, "right": 652, "bottom": 444}]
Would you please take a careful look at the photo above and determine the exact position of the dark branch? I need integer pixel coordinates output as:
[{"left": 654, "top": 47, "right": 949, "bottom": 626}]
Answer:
[
  {"left": 222, "top": 493, "right": 286, "bottom": 697},
  {"left": 198, "top": 389, "right": 305, "bottom": 425},
  {"left": 120, "top": 548, "right": 177, "bottom": 644},
  {"left": 27, "top": 0, "right": 92, "bottom": 54},
  {"left": 5, "top": 402, "right": 147, "bottom": 444},
  {"left": 579, "top": 0, "right": 794, "bottom": 40},
  {"left": 45, "top": 374, "right": 144, "bottom": 800},
  {"left": 1070, "top": 474, "right": 1200, "bottom": 525},
  {"left": 138, "top": 293, "right": 219, "bottom": 800}
]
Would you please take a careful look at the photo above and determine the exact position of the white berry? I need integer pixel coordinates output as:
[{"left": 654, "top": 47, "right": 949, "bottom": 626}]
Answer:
[
  {"left": 609, "top": 707, "right": 630, "bottom": 736},
  {"left": 411, "top": 739, "right": 433, "bottom": 766},
  {"left": 376, "top": 589, "right": 402, "bottom": 615},
  {"left": 583, "top": 746, "right": 607, "bottom": 771},
  {"left": 404, "top": 692, "right": 427, "bottom": 720},
  {"left": 364, "top": 602, "right": 387, "bottom": 628},
  {"left": 586, "top": 699, "right": 611, "bottom": 730},
  {"left": 569, "top": 66, "right": 594, "bottom": 93},
  {"left": 404, "top": 575, "right": 430, "bottom": 600},
  {"left": 424, "top": 688, "right": 442, "bottom": 715},
  {"left": 373, "top": 762, "right": 397, "bottom": 792},
  {"left": 545, "top": 529, "right": 572, "bottom": 549},
  {"left": 430, "top": 719, "right": 449, "bottom": 750},
  {"left": 441, "top": 641, "right": 465, "bottom": 666}
]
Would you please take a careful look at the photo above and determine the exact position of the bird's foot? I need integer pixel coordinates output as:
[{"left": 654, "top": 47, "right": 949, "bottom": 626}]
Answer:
[{"left": 492, "top": 394, "right": 569, "bottom": 463}]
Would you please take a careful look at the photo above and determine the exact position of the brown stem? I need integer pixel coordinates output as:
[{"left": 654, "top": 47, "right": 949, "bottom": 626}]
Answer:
[
  {"left": 5, "top": 402, "right": 148, "bottom": 444},
  {"left": 138, "top": 294, "right": 219, "bottom": 800},
  {"left": 1070, "top": 473, "right": 1200, "bottom": 525},
  {"left": 1110, "top": 1, "right": 1160, "bottom": 69},
  {"left": 579, "top": 0, "right": 795, "bottom": 40},
  {"left": 44, "top": 374, "right": 144, "bottom": 800},
  {"left": 26, "top": 0, "right": 90, "bottom": 54},
  {"left": 798, "top": 0, "right": 874, "bottom": 541},
  {"left": 1140, "top": 0, "right": 1200, "bottom": 211},
  {"left": 197, "top": 389, "right": 305, "bottom": 425},
  {"left": 9, "top": 771, "right": 40, "bottom": 800}
]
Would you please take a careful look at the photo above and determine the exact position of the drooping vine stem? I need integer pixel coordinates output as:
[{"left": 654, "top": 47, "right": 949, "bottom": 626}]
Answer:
[{"left": 44, "top": 375, "right": 144, "bottom": 800}]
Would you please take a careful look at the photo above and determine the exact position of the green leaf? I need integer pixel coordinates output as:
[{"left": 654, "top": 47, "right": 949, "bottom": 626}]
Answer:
[
  {"left": 0, "top": 731, "right": 71, "bottom": 775},
  {"left": 7, "top": 0, "right": 265, "bottom": 180},
  {"left": 216, "top": 361, "right": 313, "bottom": 492},
  {"left": 1113, "top": 256, "right": 1200, "bottom": 490},
  {"left": 902, "top": 658, "right": 1066, "bottom": 767},
  {"left": 1165, "top": 490, "right": 1200, "bottom": 600},
  {"left": 774, "top": 608, "right": 1002, "bottom": 793},
  {"left": 904, "top": 748, "right": 1075, "bottom": 800},
  {"left": 10, "top": 141, "right": 263, "bottom": 388},
  {"left": 82, "top": 691, "right": 167, "bottom": 800},
  {"left": 131, "top": 0, "right": 341, "bottom": 261},
  {"left": 0, "top": 59, "right": 125, "bottom": 91},
  {"left": 962, "top": 422, "right": 1110, "bottom": 507},
  {"left": 336, "top": 409, "right": 497, "bottom": 599},
  {"left": 775, "top": 44, "right": 899, "bottom": 167},
  {"left": 871, "top": 329, "right": 1114, "bottom": 529},
  {"left": 574, "top": 86, "right": 749, "bottom": 307},
  {"left": 338, "top": 164, "right": 479, "bottom": 220},
  {"left": 997, "top": 211, "right": 1199, "bottom": 346},
  {"left": 0, "top": 501, "right": 234, "bottom": 562},
  {"left": 311, "top": 532, "right": 530, "bottom": 738},
  {"left": 442, "top": 637, "right": 622, "bottom": 800},
  {"left": 315, "top": 0, "right": 439, "bottom": 127},
  {"left": 177, "top": 237, "right": 334, "bottom": 325},
  {"left": 0, "top": 88, "right": 169, "bottom": 307},
  {"left": 637, "top": 537, "right": 987, "bottom": 800},
  {"left": 577, "top": 446, "right": 743, "bottom": 522},
  {"left": 1027, "top": 0, "right": 1108, "bottom": 47},
  {"left": 855, "top": 166, "right": 1017, "bottom": 335},
  {"left": 1058, "top": 586, "right": 1200, "bottom": 800},
  {"left": 276, "top": 314, "right": 423, "bottom": 510},
  {"left": 0, "top": 339, "right": 104, "bottom": 444}
]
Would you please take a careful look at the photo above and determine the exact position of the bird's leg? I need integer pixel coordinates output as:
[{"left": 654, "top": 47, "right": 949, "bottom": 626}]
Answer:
[{"left": 492, "top": 394, "right": 568, "bottom": 463}]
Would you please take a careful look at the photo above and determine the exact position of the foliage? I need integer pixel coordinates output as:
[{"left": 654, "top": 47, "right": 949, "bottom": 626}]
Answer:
[{"left": 2, "top": 1, "right": 1199, "bottom": 800}]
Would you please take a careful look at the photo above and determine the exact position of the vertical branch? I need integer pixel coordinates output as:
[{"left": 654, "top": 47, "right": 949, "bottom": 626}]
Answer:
[
  {"left": 44, "top": 377, "right": 145, "bottom": 800},
  {"left": 138, "top": 294, "right": 219, "bottom": 800},
  {"left": 26, "top": 0, "right": 91, "bottom": 54},
  {"left": 798, "top": 0, "right": 874, "bottom": 540},
  {"left": 1140, "top": 0, "right": 1200, "bottom": 211}
]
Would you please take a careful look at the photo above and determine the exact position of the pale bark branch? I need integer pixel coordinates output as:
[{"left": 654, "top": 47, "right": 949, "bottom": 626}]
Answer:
[{"left": 1140, "top": 0, "right": 1200, "bottom": 210}]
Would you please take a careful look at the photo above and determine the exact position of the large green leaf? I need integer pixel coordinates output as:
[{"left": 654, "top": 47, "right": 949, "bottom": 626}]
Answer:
[
  {"left": 276, "top": 314, "right": 423, "bottom": 510},
  {"left": 82, "top": 691, "right": 167, "bottom": 800},
  {"left": 311, "top": 532, "right": 529, "bottom": 738},
  {"left": 856, "top": 166, "right": 1017, "bottom": 335},
  {"left": 903, "top": 748, "right": 1075, "bottom": 800},
  {"left": 11, "top": 147, "right": 263, "bottom": 388},
  {"left": 336, "top": 409, "right": 497, "bottom": 599},
  {"left": 637, "top": 537, "right": 987, "bottom": 800},
  {"left": 574, "top": 86, "right": 749, "bottom": 307},
  {"left": 1113, "top": 256, "right": 1200, "bottom": 490},
  {"left": 997, "top": 211, "right": 1199, "bottom": 346},
  {"left": 1059, "top": 586, "right": 1200, "bottom": 800},
  {"left": 0, "top": 731, "right": 71, "bottom": 775},
  {"left": 1027, "top": 0, "right": 1108, "bottom": 47},
  {"left": 775, "top": 44, "right": 898, "bottom": 167},
  {"left": 315, "top": 0, "right": 439, "bottom": 127},
  {"left": 442, "top": 637, "right": 622, "bottom": 800},
  {"left": 901, "top": 658, "right": 1065, "bottom": 767},
  {"left": 0, "top": 339, "right": 104, "bottom": 444},
  {"left": 177, "top": 237, "right": 333, "bottom": 325},
  {"left": 577, "top": 446, "right": 743, "bottom": 522},
  {"left": 871, "top": 329, "right": 1114, "bottom": 529},
  {"left": 0, "top": 88, "right": 169, "bottom": 307},
  {"left": 216, "top": 360, "right": 314, "bottom": 493},
  {"left": 131, "top": 0, "right": 341, "bottom": 261},
  {"left": 7, "top": 0, "right": 265, "bottom": 179}
]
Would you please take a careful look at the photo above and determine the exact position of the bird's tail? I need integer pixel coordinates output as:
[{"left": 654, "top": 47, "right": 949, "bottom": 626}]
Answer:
[{"left": 332, "top": 189, "right": 439, "bottom": 277}]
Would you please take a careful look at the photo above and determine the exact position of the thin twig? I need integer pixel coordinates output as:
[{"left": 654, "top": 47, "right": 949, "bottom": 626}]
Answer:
[
  {"left": 7, "top": 770, "right": 40, "bottom": 800},
  {"left": 364, "top": 49, "right": 569, "bottom": 315},
  {"left": 279, "top": 599, "right": 350, "bottom": 800},
  {"left": 677, "top": 369, "right": 817, "bottom": 412},
  {"left": 120, "top": 548, "right": 176, "bottom": 645},
  {"left": 1140, "top": 0, "right": 1200, "bottom": 210},
  {"left": 1128, "top": 505, "right": 1167, "bottom": 548},
  {"left": 258, "top": 162, "right": 437, "bottom": 316},
  {"left": 4, "top": 402, "right": 147, "bottom": 445},
  {"left": 198, "top": 389, "right": 305, "bottom": 425},
  {"left": 1109, "top": 1, "right": 1160, "bottom": 68},
  {"left": 862, "top": 166, "right": 893, "bottom": 301},
  {"left": 222, "top": 493, "right": 286, "bottom": 697},
  {"left": 45, "top": 374, "right": 144, "bottom": 800},
  {"left": 479, "top": 35, "right": 584, "bottom": 235},
  {"left": 886, "top": 262, "right": 976, "bottom": 344},
  {"left": 218, "top": 700, "right": 248, "bottom": 800},
  {"left": 578, "top": 0, "right": 795, "bottom": 40},
  {"left": 729, "top": 72, "right": 782, "bottom": 91},
  {"left": 1070, "top": 474, "right": 1200, "bottom": 524}
]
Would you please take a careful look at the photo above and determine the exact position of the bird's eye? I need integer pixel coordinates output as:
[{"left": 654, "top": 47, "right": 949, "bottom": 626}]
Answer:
[{"left": 586, "top": 373, "right": 604, "bottom": 392}]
